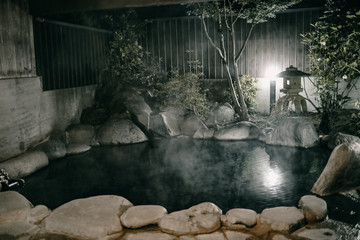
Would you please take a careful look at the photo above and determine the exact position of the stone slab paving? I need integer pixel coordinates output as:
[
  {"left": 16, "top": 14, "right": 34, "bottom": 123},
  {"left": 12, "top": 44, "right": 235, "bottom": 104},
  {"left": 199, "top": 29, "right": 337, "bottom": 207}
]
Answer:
[
  {"left": 43, "top": 195, "right": 133, "bottom": 239},
  {"left": 0, "top": 191, "right": 33, "bottom": 225},
  {"left": 120, "top": 205, "right": 167, "bottom": 228},
  {"left": 259, "top": 206, "right": 305, "bottom": 233},
  {"left": 294, "top": 228, "right": 337, "bottom": 240},
  {"left": 122, "top": 231, "right": 177, "bottom": 240}
]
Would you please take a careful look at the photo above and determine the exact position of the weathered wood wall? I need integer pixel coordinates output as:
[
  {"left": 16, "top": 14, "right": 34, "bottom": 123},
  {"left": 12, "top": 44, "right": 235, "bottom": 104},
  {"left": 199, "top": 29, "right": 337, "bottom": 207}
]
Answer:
[
  {"left": 33, "top": 19, "right": 111, "bottom": 90},
  {"left": 142, "top": 8, "right": 322, "bottom": 78},
  {"left": 0, "top": 0, "right": 36, "bottom": 79}
]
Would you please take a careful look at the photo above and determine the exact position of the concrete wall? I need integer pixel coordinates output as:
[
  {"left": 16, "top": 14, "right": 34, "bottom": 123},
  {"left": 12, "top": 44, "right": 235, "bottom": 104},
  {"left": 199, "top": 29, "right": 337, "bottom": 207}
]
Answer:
[{"left": 0, "top": 77, "right": 96, "bottom": 162}]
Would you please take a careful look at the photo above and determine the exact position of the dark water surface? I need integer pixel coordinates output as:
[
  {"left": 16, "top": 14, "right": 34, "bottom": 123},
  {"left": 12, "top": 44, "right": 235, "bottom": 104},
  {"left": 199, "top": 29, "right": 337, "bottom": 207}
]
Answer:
[{"left": 20, "top": 139, "right": 331, "bottom": 213}]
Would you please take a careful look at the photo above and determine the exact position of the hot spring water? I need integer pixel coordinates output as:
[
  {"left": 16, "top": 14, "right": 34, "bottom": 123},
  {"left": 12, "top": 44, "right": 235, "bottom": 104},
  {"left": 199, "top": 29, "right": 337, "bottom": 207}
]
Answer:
[{"left": 19, "top": 139, "right": 331, "bottom": 213}]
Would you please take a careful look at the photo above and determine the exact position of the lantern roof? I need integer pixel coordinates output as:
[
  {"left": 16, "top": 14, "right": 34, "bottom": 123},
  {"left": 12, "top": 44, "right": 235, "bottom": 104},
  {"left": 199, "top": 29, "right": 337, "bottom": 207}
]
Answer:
[{"left": 276, "top": 65, "right": 311, "bottom": 78}]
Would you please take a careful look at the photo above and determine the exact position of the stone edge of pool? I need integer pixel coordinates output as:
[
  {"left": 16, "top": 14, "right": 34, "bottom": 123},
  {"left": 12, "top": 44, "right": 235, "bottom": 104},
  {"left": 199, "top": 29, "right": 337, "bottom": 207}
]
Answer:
[{"left": 0, "top": 190, "right": 340, "bottom": 240}]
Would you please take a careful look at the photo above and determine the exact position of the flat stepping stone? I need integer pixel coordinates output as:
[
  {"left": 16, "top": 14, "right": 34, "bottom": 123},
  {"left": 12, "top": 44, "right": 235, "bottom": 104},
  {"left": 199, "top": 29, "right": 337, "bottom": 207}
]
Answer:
[
  {"left": 159, "top": 202, "right": 222, "bottom": 235},
  {"left": 43, "top": 195, "right": 132, "bottom": 239},
  {"left": 260, "top": 206, "right": 305, "bottom": 233},
  {"left": 0, "top": 191, "right": 33, "bottom": 225},
  {"left": 299, "top": 195, "right": 327, "bottom": 223},
  {"left": 120, "top": 205, "right": 167, "bottom": 228},
  {"left": 225, "top": 208, "right": 257, "bottom": 227}
]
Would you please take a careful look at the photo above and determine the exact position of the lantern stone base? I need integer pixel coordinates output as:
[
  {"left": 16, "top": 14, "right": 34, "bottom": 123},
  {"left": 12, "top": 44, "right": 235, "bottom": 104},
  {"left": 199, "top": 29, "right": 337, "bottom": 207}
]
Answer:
[{"left": 276, "top": 93, "right": 307, "bottom": 113}]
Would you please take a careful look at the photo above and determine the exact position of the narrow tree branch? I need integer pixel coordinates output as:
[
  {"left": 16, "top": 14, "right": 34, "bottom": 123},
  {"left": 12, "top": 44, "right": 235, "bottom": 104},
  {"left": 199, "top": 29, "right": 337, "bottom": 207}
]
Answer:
[
  {"left": 235, "top": 23, "right": 256, "bottom": 62},
  {"left": 201, "top": 13, "right": 226, "bottom": 62}
]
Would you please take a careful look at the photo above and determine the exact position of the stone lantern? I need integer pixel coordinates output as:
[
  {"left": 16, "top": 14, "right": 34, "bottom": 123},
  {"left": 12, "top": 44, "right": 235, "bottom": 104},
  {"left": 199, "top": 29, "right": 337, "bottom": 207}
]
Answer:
[{"left": 275, "top": 65, "right": 310, "bottom": 113}]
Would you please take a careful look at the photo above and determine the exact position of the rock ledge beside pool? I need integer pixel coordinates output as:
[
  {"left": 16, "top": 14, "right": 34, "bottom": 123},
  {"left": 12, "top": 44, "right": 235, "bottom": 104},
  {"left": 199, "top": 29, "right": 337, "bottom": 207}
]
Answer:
[{"left": 0, "top": 191, "right": 342, "bottom": 240}]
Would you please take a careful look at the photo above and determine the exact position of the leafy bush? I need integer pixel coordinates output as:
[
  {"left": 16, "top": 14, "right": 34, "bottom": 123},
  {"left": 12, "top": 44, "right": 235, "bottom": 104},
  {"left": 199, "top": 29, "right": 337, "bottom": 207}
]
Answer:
[
  {"left": 224, "top": 75, "right": 259, "bottom": 114},
  {"left": 301, "top": 0, "right": 360, "bottom": 114},
  {"left": 157, "top": 68, "right": 210, "bottom": 120}
]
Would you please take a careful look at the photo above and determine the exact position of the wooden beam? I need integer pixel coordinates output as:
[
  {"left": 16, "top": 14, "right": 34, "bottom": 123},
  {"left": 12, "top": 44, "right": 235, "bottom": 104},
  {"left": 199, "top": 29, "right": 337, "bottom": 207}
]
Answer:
[{"left": 29, "top": 0, "right": 210, "bottom": 15}]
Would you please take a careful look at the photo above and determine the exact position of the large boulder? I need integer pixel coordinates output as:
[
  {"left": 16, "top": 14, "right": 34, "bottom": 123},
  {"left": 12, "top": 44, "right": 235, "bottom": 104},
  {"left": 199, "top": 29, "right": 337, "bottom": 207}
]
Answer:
[
  {"left": 0, "top": 221, "right": 40, "bottom": 240},
  {"left": 158, "top": 202, "right": 222, "bottom": 235},
  {"left": 180, "top": 115, "right": 208, "bottom": 136},
  {"left": 66, "top": 124, "right": 96, "bottom": 145},
  {"left": 299, "top": 195, "right": 327, "bottom": 223},
  {"left": 327, "top": 132, "right": 360, "bottom": 150},
  {"left": 97, "top": 119, "right": 148, "bottom": 145},
  {"left": 33, "top": 140, "right": 66, "bottom": 160},
  {"left": 213, "top": 121, "right": 261, "bottom": 140},
  {"left": 149, "top": 107, "right": 184, "bottom": 137},
  {"left": 120, "top": 205, "right": 167, "bottom": 228},
  {"left": 113, "top": 88, "right": 153, "bottom": 130},
  {"left": 43, "top": 195, "right": 133, "bottom": 239},
  {"left": 0, "top": 191, "right": 33, "bottom": 225},
  {"left": 312, "top": 142, "right": 360, "bottom": 196},
  {"left": 206, "top": 103, "right": 235, "bottom": 126},
  {"left": 265, "top": 117, "right": 318, "bottom": 148},
  {"left": 259, "top": 207, "right": 305, "bottom": 233},
  {"left": 0, "top": 151, "right": 48, "bottom": 178}
]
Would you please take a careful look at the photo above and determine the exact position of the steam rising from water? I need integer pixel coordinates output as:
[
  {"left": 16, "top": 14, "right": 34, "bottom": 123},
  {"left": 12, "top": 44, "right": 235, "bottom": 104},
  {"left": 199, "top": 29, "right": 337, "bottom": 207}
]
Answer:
[{"left": 20, "top": 139, "right": 330, "bottom": 212}]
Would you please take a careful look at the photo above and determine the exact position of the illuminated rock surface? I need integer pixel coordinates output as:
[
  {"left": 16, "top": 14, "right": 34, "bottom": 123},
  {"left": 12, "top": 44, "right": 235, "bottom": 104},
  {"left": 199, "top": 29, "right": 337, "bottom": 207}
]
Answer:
[
  {"left": 0, "top": 191, "right": 33, "bottom": 225},
  {"left": 224, "top": 208, "right": 257, "bottom": 228},
  {"left": 294, "top": 228, "right": 337, "bottom": 240},
  {"left": 259, "top": 206, "right": 305, "bottom": 233},
  {"left": 265, "top": 117, "right": 318, "bottom": 148},
  {"left": 120, "top": 205, "right": 167, "bottom": 228},
  {"left": 214, "top": 121, "right": 261, "bottom": 140},
  {"left": 0, "top": 151, "right": 48, "bottom": 178},
  {"left": 123, "top": 232, "right": 177, "bottom": 240},
  {"left": 43, "top": 195, "right": 132, "bottom": 239},
  {"left": 65, "top": 143, "right": 91, "bottom": 155},
  {"left": 312, "top": 142, "right": 360, "bottom": 195},
  {"left": 299, "top": 195, "right": 327, "bottom": 223}
]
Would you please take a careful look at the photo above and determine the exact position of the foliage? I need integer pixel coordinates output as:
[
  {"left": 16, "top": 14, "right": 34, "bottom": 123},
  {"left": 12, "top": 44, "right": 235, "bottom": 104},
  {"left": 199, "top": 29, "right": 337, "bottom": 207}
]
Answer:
[
  {"left": 301, "top": 0, "right": 360, "bottom": 114},
  {"left": 224, "top": 75, "right": 259, "bottom": 113},
  {"left": 188, "top": 0, "right": 301, "bottom": 120},
  {"left": 157, "top": 60, "right": 210, "bottom": 119}
]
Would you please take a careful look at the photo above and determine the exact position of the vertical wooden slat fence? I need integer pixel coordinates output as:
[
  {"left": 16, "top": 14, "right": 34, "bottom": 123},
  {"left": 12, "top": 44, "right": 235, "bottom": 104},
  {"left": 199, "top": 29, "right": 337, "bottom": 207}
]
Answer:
[
  {"left": 142, "top": 8, "right": 323, "bottom": 79},
  {"left": 0, "top": 0, "right": 36, "bottom": 79},
  {"left": 33, "top": 18, "right": 111, "bottom": 91}
]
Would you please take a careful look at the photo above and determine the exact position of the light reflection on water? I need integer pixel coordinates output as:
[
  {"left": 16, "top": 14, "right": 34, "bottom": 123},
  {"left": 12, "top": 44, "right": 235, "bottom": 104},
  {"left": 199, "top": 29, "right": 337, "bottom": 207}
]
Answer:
[{"left": 19, "top": 139, "right": 330, "bottom": 213}]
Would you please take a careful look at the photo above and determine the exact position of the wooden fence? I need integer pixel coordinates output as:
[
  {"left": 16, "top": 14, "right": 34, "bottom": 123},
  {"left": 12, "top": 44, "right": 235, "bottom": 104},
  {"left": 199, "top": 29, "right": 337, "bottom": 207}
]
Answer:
[
  {"left": 0, "top": 0, "right": 36, "bottom": 79},
  {"left": 33, "top": 18, "right": 111, "bottom": 90},
  {"left": 142, "top": 8, "right": 323, "bottom": 79}
]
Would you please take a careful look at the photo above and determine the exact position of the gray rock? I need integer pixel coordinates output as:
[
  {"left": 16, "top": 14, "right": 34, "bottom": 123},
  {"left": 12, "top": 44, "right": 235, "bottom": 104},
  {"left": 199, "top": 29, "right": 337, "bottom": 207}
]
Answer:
[
  {"left": 180, "top": 115, "right": 207, "bottom": 136},
  {"left": 294, "top": 228, "right": 337, "bottom": 240},
  {"left": 260, "top": 206, "right": 305, "bottom": 233},
  {"left": 0, "top": 151, "right": 48, "bottom": 178},
  {"left": 225, "top": 208, "right": 257, "bottom": 227},
  {"left": 27, "top": 205, "right": 51, "bottom": 224},
  {"left": 34, "top": 140, "right": 66, "bottom": 160},
  {"left": 265, "top": 117, "right": 318, "bottom": 148},
  {"left": 312, "top": 142, "right": 360, "bottom": 196},
  {"left": 213, "top": 121, "right": 261, "bottom": 140},
  {"left": 193, "top": 128, "right": 215, "bottom": 139},
  {"left": 114, "top": 87, "right": 153, "bottom": 129},
  {"left": 0, "top": 191, "right": 33, "bottom": 225},
  {"left": 43, "top": 195, "right": 133, "bottom": 239},
  {"left": 0, "top": 221, "right": 40, "bottom": 240},
  {"left": 66, "top": 124, "right": 96, "bottom": 145},
  {"left": 149, "top": 108, "right": 183, "bottom": 137},
  {"left": 206, "top": 103, "right": 235, "bottom": 126},
  {"left": 123, "top": 232, "right": 177, "bottom": 240},
  {"left": 97, "top": 119, "right": 148, "bottom": 145},
  {"left": 120, "top": 205, "right": 167, "bottom": 228},
  {"left": 299, "top": 195, "right": 327, "bottom": 223},
  {"left": 327, "top": 132, "right": 360, "bottom": 150},
  {"left": 159, "top": 202, "right": 222, "bottom": 235},
  {"left": 66, "top": 144, "right": 91, "bottom": 155}
]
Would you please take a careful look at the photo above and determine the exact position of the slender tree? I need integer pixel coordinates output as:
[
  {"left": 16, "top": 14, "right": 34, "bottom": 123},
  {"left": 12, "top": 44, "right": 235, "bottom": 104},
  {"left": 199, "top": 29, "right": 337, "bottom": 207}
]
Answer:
[{"left": 189, "top": 0, "right": 301, "bottom": 120}]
